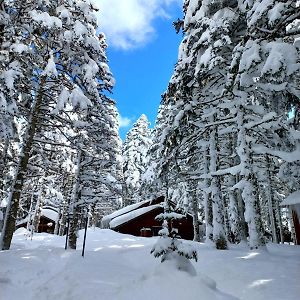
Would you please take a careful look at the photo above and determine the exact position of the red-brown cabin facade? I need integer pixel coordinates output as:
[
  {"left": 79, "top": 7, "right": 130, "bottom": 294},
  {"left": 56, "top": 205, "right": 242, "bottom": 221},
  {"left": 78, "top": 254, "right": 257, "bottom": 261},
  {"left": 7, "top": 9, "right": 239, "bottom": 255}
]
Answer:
[{"left": 102, "top": 196, "right": 194, "bottom": 240}]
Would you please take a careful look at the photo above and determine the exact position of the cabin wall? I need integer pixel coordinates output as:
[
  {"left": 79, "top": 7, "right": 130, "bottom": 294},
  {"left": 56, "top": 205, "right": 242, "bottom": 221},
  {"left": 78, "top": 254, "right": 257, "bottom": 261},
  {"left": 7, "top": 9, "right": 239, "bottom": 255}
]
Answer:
[
  {"left": 291, "top": 204, "right": 300, "bottom": 245},
  {"left": 38, "top": 216, "right": 55, "bottom": 234},
  {"left": 114, "top": 208, "right": 163, "bottom": 237},
  {"left": 113, "top": 207, "right": 194, "bottom": 240}
]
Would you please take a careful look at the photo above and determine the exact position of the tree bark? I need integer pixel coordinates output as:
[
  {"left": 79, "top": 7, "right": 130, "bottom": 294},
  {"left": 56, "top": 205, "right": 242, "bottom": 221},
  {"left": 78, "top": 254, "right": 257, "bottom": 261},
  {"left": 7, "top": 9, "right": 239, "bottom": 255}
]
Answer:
[
  {"left": 265, "top": 155, "right": 278, "bottom": 243},
  {"left": 209, "top": 116, "right": 227, "bottom": 250},
  {"left": 236, "top": 105, "right": 265, "bottom": 249},
  {"left": 203, "top": 145, "right": 213, "bottom": 242},
  {"left": 0, "top": 77, "right": 45, "bottom": 250},
  {"left": 68, "top": 149, "right": 82, "bottom": 250},
  {"left": 188, "top": 180, "right": 200, "bottom": 242}
]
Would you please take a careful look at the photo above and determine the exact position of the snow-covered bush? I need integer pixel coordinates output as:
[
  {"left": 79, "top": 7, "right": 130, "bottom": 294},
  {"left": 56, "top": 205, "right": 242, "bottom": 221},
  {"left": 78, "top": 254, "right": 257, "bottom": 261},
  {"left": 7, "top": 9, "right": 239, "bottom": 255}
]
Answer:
[{"left": 151, "top": 210, "right": 197, "bottom": 275}]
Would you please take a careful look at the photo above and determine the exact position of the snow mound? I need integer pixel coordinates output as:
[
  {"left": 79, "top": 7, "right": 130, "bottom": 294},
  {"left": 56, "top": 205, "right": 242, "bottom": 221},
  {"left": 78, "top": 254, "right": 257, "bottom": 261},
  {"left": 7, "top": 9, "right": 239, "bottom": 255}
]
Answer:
[
  {"left": 118, "top": 258, "right": 238, "bottom": 300},
  {"left": 0, "top": 229, "right": 299, "bottom": 300}
]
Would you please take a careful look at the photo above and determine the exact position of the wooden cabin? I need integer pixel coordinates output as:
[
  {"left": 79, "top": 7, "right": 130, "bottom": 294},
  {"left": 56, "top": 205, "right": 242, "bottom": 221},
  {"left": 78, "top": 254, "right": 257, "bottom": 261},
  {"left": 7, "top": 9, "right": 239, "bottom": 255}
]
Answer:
[
  {"left": 281, "top": 190, "right": 300, "bottom": 245},
  {"left": 101, "top": 196, "right": 194, "bottom": 240},
  {"left": 16, "top": 207, "right": 58, "bottom": 234}
]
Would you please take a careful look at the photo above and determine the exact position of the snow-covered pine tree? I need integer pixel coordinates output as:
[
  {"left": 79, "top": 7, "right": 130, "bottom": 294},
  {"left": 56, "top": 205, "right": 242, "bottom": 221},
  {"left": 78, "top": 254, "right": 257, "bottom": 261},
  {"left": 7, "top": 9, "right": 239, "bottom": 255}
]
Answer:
[
  {"left": 68, "top": 101, "right": 122, "bottom": 249},
  {"left": 139, "top": 102, "right": 171, "bottom": 201},
  {"left": 0, "top": 0, "right": 114, "bottom": 250},
  {"left": 151, "top": 176, "right": 197, "bottom": 274},
  {"left": 222, "top": 0, "right": 300, "bottom": 248},
  {"left": 0, "top": 1, "right": 18, "bottom": 141},
  {"left": 151, "top": 0, "right": 246, "bottom": 248},
  {"left": 122, "top": 114, "right": 152, "bottom": 205}
]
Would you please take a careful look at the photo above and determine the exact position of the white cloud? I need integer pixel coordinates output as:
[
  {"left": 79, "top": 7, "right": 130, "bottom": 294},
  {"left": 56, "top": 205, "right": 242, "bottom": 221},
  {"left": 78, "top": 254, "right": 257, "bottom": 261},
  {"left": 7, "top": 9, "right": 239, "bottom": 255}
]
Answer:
[
  {"left": 95, "top": 0, "right": 182, "bottom": 50},
  {"left": 117, "top": 114, "right": 132, "bottom": 128}
]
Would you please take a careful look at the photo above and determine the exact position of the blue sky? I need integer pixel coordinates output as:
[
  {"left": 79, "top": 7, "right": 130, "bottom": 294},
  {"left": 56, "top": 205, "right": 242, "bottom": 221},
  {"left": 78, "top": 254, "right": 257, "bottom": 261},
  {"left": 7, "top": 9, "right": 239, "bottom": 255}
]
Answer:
[{"left": 96, "top": 0, "right": 183, "bottom": 139}]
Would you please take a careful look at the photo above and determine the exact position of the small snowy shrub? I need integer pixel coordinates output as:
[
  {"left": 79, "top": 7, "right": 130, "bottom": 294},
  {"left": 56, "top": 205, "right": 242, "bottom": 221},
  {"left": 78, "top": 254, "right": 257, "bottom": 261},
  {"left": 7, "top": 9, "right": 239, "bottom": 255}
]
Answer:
[
  {"left": 151, "top": 212, "right": 197, "bottom": 274},
  {"left": 215, "top": 235, "right": 227, "bottom": 250}
]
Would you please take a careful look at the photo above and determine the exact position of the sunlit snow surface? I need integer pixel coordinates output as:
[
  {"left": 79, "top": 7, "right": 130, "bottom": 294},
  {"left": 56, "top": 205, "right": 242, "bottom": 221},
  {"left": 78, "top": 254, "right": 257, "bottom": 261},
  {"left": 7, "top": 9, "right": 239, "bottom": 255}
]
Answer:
[{"left": 1, "top": 228, "right": 299, "bottom": 300}]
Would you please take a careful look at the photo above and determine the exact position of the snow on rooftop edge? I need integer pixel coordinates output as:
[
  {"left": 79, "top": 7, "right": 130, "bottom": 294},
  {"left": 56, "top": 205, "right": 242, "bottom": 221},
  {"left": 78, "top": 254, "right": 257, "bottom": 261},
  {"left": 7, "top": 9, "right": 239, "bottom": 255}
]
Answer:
[
  {"left": 16, "top": 208, "right": 58, "bottom": 226},
  {"left": 109, "top": 204, "right": 161, "bottom": 229},
  {"left": 281, "top": 190, "right": 300, "bottom": 206},
  {"left": 41, "top": 208, "right": 58, "bottom": 221},
  {"left": 102, "top": 198, "right": 156, "bottom": 223}
]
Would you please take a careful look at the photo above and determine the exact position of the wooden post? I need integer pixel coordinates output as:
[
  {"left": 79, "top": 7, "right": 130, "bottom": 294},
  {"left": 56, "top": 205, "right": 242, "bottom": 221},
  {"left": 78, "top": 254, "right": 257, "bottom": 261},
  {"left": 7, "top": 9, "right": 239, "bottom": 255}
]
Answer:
[
  {"left": 82, "top": 212, "right": 88, "bottom": 257},
  {"left": 65, "top": 215, "right": 70, "bottom": 250}
]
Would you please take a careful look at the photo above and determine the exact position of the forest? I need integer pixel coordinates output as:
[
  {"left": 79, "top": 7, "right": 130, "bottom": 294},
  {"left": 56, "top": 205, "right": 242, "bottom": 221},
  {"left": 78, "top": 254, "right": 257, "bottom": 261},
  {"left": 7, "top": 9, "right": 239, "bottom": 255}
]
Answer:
[{"left": 0, "top": 1, "right": 299, "bottom": 300}]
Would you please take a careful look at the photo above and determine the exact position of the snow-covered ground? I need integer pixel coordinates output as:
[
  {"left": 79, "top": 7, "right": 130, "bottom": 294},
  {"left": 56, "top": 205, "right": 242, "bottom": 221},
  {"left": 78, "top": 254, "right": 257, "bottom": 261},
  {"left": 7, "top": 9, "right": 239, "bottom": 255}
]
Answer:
[{"left": 1, "top": 228, "right": 299, "bottom": 300}]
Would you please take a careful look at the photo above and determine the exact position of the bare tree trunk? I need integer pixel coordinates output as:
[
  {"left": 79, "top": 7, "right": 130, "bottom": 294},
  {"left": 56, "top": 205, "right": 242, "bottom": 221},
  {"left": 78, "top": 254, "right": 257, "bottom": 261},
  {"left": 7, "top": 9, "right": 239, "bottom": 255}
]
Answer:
[
  {"left": 275, "top": 198, "right": 284, "bottom": 244},
  {"left": 0, "top": 78, "right": 45, "bottom": 250},
  {"left": 58, "top": 176, "right": 73, "bottom": 236},
  {"left": 203, "top": 146, "right": 213, "bottom": 242},
  {"left": 188, "top": 180, "right": 200, "bottom": 242},
  {"left": 210, "top": 117, "right": 227, "bottom": 250},
  {"left": 32, "top": 187, "right": 43, "bottom": 233},
  {"left": 236, "top": 106, "right": 265, "bottom": 249},
  {"left": 0, "top": 137, "right": 9, "bottom": 197},
  {"left": 54, "top": 210, "right": 61, "bottom": 235},
  {"left": 68, "top": 149, "right": 82, "bottom": 250},
  {"left": 26, "top": 190, "right": 35, "bottom": 237},
  {"left": 265, "top": 155, "right": 278, "bottom": 243},
  {"left": 235, "top": 186, "right": 247, "bottom": 242}
]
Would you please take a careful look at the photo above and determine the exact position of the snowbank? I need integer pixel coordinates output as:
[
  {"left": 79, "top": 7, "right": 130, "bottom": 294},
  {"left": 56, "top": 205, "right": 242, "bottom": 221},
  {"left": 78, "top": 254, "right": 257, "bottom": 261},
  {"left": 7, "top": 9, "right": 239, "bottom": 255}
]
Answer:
[{"left": 0, "top": 228, "right": 299, "bottom": 300}]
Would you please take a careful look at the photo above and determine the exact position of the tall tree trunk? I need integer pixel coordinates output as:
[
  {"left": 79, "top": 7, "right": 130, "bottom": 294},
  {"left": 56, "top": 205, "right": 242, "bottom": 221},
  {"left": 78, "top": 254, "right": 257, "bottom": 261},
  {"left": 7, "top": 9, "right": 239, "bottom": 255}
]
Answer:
[
  {"left": 188, "top": 180, "right": 200, "bottom": 242},
  {"left": 26, "top": 190, "right": 35, "bottom": 237},
  {"left": 0, "top": 77, "right": 45, "bottom": 250},
  {"left": 228, "top": 181, "right": 241, "bottom": 243},
  {"left": 54, "top": 210, "right": 61, "bottom": 235},
  {"left": 68, "top": 149, "right": 82, "bottom": 250},
  {"left": 89, "top": 203, "right": 97, "bottom": 228},
  {"left": 210, "top": 118, "right": 227, "bottom": 250},
  {"left": 32, "top": 186, "right": 43, "bottom": 233},
  {"left": 275, "top": 198, "right": 284, "bottom": 244},
  {"left": 265, "top": 155, "right": 278, "bottom": 243},
  {"left": 235, "top": 185, "right": 248, "bottom": 242},
  {"left": 227, "top": 134, "right": 245, "bottom": 243},
  {"left": 59, "top": 175, "right": 72, "bottom": 236},
  {"left": 0, "top": 137, "right": 9, "bottom": 198},
  {"left": 236, "top": 105, "right": 265, "bottom": 249},
  {"left": 203, "top": 146, "right": 213, "bottom": 242}
]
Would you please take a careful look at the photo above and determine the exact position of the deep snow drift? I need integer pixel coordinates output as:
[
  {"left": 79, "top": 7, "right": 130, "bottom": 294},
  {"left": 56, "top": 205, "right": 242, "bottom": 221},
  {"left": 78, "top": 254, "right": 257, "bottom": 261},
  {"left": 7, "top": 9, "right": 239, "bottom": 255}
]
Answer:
[{"left": 0, "top": 228, "right": 299, "bottom": 300}]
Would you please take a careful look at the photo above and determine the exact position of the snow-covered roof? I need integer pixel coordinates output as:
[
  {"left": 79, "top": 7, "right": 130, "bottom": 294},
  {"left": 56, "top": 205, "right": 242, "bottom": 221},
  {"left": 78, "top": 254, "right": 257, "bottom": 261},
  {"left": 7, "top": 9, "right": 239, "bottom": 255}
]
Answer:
[
  {"left": 102, "top": 198, "right": 159, "bottom": 225},
  {"left": 109, "top": 205, "right": 161, "bottom": 229},
  {"left": 41, "top": 208, "right": 58, "bottom": 221},
  {"left": 16, "top": 208, "right": 58, "bottom": 226},
  {"left": 281, "top": 190, "right": 300, "bottom": 206}
]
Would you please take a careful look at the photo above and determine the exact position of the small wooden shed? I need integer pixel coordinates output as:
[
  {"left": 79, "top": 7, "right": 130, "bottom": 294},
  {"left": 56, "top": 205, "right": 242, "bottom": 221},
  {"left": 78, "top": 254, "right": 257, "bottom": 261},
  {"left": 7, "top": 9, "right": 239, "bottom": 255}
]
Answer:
[
  {"left": 102, "top": 196, "right": 194, "bottom": 240},
  {"left": 281, "top": 190, "right": 300, "bottom": 245},
  {"left": 16, "top": 207, "right": 58, "bottom": 234}
]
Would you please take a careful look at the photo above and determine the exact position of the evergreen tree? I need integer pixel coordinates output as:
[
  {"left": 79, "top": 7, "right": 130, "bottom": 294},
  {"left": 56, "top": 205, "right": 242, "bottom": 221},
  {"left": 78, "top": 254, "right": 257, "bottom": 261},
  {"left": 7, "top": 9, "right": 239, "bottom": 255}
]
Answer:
[
  {"left": 0, "top": 0, "right": 115, "bottom": 250},
  {"left": 68, "top": 101, "right": 122, "bottom": 249},
  {"left": 148, "top": 0, "right": 299, "bottom": 249},
  {"left": 122, "top": 114, "right": 152, "bottom": 205}
]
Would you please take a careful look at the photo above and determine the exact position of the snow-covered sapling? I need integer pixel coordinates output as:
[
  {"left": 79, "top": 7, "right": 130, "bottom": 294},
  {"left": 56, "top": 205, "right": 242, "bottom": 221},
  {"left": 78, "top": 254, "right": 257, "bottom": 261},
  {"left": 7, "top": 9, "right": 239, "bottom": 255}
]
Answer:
[{"left": 151, "top": 209, "right": 197, "bottom": 275}]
